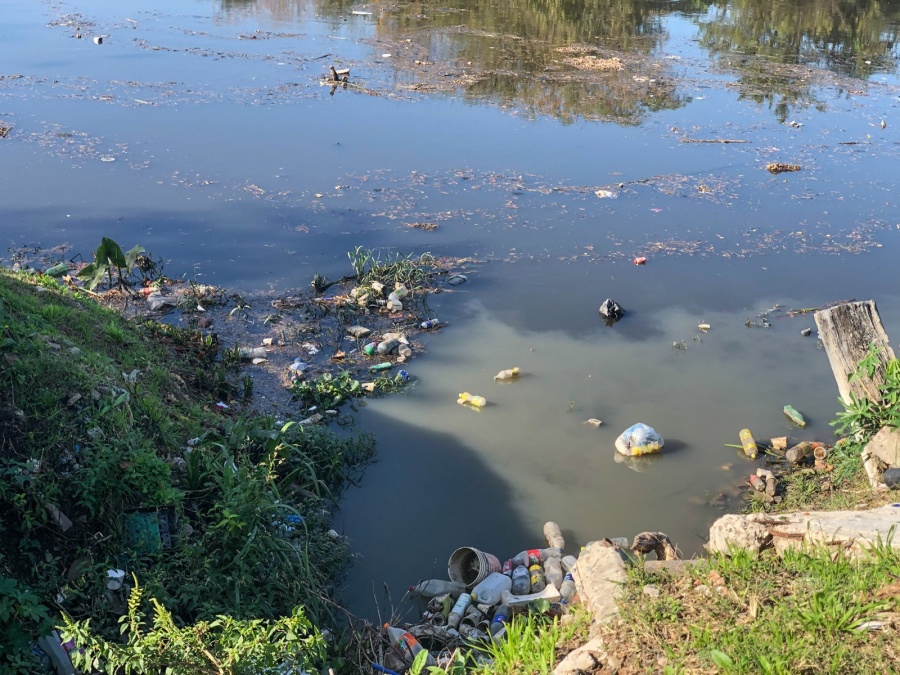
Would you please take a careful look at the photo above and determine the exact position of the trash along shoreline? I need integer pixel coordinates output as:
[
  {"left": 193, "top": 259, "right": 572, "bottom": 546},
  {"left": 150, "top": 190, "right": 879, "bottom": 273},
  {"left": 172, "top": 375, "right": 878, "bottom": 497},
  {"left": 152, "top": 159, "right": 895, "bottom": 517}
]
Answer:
[{"left": 7, "top": 240, "right": 900, "bottom": 673}]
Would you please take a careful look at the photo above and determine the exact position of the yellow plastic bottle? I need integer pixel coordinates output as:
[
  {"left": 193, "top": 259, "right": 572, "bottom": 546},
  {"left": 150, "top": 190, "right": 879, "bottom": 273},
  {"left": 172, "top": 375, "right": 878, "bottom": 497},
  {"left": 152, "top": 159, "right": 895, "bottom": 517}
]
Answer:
[
  {"left": 739, "top": 428, "right": 758, "bottom": 459},
  {"left": 458, "top": 392, "right": 487, "bottom": 407}
]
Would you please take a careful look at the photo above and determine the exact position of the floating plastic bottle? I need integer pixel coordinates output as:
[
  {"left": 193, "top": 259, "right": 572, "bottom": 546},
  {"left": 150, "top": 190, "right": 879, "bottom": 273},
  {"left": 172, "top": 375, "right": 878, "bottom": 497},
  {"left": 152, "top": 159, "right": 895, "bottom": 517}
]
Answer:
[
  {"left": 377, "top": 339, "right": 400, "bottom": 355},
  {"left": 543, "top": 556, "right": 563, "bottom": 590},
  {"left": 411, "top": 579, "right": 466, "bottom": 598},
  {"left": 510, "top": 565, "right": 530, "bottom": 595},
  {"left": 543, "top": 521, "right": 565, "bottom": 549},
  {"left": 489, "top": 604, "right": 510, "bottom": 636},
  {"left": 369, "top": 362, "right": 392, "bottom": 372},
  {"left": 363, "top": 341, "right": 379, "bottom": 356},
  {"left": 420, "top": 318, "right": 440, "bottom": 329},
  {"left": 739, "top": 428, "right": 758, "bottom": 459},
  {"left": 383, "top": 624, "right": 435, "bottom": 666},
  {"left": 509, "top": 547, "right": 562, "bottom": 567},
  {"left": 560, "top": 573, "right": 576, "bottom": 604},
  {"left": 447, "top": 593, "right": 472, "bottom": 629},
  {"left": 458, "top": 392, "right": 486, "bottom": 407},
  {"left": 528, "top": 565, "right": 546, "bottom": 593},
  {"left": 494, "top": 367, "right": 520, "bottom": 381},
  {"left": 783, "top": 405, "right": 806, "bottom": 427}
]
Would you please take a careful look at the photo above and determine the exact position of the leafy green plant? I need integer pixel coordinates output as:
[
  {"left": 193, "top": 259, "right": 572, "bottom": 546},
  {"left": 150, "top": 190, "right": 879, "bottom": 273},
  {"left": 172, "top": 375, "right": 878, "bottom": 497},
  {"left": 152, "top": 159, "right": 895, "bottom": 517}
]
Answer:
[
  {"left": 0, "top": 573, "right": 53, "bottom": 674},
  {"left": 411, "top": 647, "right": 467, "bottom": 674},
  {"left": 832, "top": 344, "right": 900, "bottom": 439},
  {"left": 292, "top": 371, "right": 361, "bottom": 411},
  {"left": 61, "top": 575, "right": 326, "bottom": 675},
  {"left": 77, "top": 237, "right": 146, "bottom": 291},
  {"left": 373, "top": 372, "right": 412, "bottom": 394}
]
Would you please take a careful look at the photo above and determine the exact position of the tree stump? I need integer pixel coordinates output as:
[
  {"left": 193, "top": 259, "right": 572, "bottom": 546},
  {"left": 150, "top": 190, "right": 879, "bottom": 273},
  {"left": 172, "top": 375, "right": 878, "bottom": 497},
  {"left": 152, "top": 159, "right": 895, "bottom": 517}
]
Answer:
[{"left": 814, "top": 300, "right": 895, "bottom": 406}]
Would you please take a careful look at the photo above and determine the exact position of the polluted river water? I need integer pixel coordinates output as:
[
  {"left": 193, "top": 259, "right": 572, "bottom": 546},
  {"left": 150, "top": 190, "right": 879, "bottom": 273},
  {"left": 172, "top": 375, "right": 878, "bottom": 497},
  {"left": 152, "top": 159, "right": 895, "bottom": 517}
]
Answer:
[{"left": 2, "top": 0, "right": 900, "bottom": 622}]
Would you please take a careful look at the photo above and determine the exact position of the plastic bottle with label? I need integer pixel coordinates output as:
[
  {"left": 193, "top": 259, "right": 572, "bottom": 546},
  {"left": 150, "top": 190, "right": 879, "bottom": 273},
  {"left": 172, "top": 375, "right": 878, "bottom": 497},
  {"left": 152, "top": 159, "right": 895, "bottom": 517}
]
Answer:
[
  {"left": 560, "top": 573, "right": 577, "bottom": 603},
  {"left": 528, "top": 564, "right": 546, "bottom": 593},
  {"left": 411, "top": 579, "right": 466, "bottom": 598},
  {"left": 510, "top": 565, "right": 530, "bottom": 595},
  {"left": 383, "top": 624, "right": 436, "bottom": 666},
  {"left": 489, "top": 604, "right": 510, "bottom": 636},
  {"left": 739, "top": 428, "right": 758, "bottom": 459},
  {"left": 457, "top": 392, "right": 486, "bottom": 407},
  {"left": 363, "top": 341, "right": 379, "bottom": 356},
  {"left": 447, "top": 593, "right": 472, "bottom": 629},
  {"left": 420, "top": 318, "right": 440, "bottom": 329},
  {"left": 543, "top": 556, "right": 563, "bottom": 589},
  {"left": 470, "top": 572, "right": 511, "bottom": 606},
  {"left": 509, "top": 547, "right": 562, "bottom": 567}
]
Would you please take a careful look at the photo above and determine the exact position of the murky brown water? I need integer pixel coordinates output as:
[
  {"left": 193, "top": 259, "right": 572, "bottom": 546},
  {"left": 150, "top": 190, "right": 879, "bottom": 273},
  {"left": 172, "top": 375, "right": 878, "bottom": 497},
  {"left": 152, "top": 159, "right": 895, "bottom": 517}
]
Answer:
[{"left": 2, "top": 0, "right": 900, "bottom": 621}]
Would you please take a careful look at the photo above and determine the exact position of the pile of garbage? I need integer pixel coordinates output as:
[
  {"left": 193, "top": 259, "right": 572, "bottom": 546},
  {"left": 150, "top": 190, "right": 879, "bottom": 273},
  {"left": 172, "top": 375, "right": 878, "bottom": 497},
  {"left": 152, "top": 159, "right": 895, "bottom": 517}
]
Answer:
[
  {"left": 374, "top": 521, "right": 580, "bottom": 673},
  {"left": 734, "top": 425, "right": 838, "bottom": 505}
]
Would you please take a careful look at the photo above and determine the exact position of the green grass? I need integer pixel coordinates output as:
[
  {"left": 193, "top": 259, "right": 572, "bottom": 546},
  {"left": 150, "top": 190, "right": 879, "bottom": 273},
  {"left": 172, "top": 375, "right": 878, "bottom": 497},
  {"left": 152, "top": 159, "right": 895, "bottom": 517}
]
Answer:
[
  {"left": 606, "top": 542, "right": 900, "bottom": 673},
  {"left": 409, "top": 608, "right": 592, "bottom": 675},
  {"left": 0, "top": 270, "right": 375, "bottom": 672}
]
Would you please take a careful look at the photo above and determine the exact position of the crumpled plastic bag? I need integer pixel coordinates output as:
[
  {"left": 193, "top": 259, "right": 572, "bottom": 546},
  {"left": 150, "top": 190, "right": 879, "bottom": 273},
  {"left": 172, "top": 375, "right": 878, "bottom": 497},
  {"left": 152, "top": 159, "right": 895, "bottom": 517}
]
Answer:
[{"left": 615, "top": 423, "right": 664, "bottom": 457}]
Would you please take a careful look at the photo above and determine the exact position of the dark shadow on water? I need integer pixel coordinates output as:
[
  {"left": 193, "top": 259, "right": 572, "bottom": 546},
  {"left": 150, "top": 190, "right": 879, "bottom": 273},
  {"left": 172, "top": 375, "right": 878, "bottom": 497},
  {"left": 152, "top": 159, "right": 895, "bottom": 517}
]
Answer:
[
  {"left": 333, "top": 404, "right": 535, "bottom": 624},
  {"left": 662, "top": 439, "right": 688, "bottom": 455}
]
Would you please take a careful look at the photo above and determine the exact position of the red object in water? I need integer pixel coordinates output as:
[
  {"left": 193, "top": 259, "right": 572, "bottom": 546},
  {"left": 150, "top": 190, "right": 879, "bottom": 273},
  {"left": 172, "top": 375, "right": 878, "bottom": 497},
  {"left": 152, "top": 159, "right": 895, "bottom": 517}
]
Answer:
[{"left": 633, "top": 256, "right": 647, "bottom": 265}]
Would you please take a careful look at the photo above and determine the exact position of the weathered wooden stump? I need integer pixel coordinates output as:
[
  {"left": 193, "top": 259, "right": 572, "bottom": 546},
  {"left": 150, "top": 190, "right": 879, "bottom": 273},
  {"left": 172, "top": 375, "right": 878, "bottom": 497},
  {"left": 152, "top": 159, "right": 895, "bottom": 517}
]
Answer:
[
  {"left": 814, "top": 300, "right": 895, "bottom": 406},
  {"left": 815, "top": 300, "right": 896, "bottom": 487}
]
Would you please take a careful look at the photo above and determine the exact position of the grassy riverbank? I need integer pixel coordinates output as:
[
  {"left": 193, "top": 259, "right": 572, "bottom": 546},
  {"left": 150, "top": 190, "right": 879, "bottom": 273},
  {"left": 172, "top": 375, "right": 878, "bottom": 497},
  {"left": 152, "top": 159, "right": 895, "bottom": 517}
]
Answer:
[{"left": 0, "top": 269, "right": 374, "bottom": 672}]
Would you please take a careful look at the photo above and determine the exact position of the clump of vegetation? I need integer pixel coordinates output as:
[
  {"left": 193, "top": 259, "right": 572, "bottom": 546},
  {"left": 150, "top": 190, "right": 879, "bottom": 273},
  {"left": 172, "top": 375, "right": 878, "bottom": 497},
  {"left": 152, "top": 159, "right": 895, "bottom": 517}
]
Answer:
[
  {"left": 63, "top": 576, "right": 325, "bottom": 674},
  {"left": 832, "top": 344, "right": 900, "bottom": 440},
  {"left": 0, "top": 269, "right": 374, "bottom": 672},
  {"left": 76, "top": 237, "right": 161, "bottom": 291},
  {"left": 291, "top": 371, "right": 411, "bottom": 414},
  {"left": 347, "top": 247, "right": 438, "bottom": 290}
]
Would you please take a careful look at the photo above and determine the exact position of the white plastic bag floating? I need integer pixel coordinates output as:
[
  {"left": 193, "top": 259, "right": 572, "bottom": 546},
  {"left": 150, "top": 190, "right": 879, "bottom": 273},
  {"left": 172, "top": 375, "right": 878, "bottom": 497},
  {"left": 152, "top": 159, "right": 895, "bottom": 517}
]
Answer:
[{"left": 615, "top": 423, "right": 664, "bottom": 457}]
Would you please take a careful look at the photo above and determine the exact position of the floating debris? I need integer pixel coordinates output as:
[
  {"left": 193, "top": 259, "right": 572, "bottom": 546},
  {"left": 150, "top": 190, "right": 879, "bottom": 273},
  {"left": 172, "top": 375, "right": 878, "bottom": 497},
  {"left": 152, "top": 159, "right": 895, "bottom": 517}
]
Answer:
[{"left": 766, "top": 163, "right": 801, "bottom": 174}]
